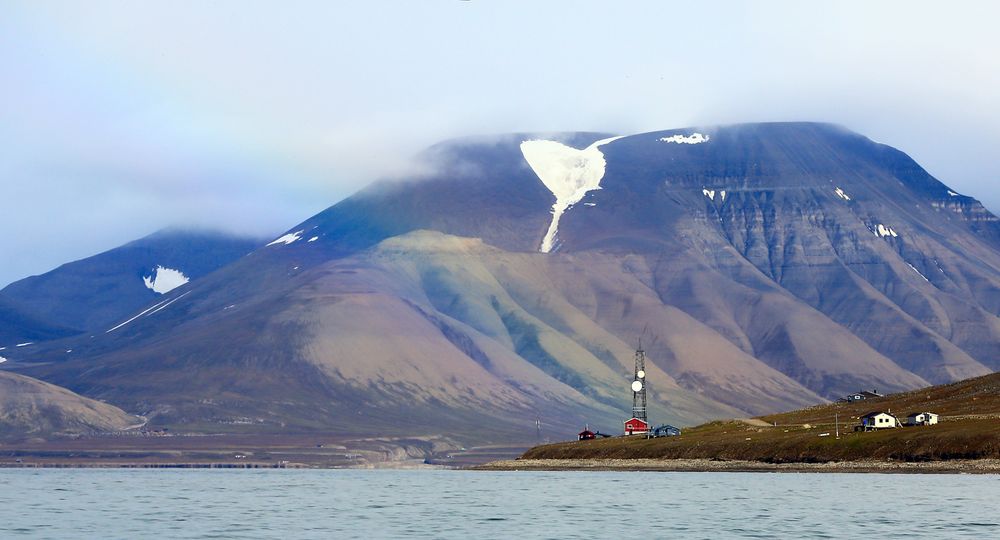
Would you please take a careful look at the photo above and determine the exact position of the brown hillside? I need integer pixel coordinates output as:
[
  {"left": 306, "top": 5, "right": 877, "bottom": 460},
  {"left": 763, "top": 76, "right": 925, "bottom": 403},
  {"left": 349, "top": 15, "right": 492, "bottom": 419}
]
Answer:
[
  {"left": 521, "top": 372, "right": 1000, "bottom": 463},
  {"left": 0, "top": 371, "right": 143, "bottom": 440}
]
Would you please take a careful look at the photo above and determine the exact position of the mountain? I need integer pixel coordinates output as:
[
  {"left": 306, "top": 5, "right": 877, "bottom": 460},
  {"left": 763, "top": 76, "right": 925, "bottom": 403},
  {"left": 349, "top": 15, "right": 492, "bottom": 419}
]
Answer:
[
  {"left": 0, "top": 228, "right": 262, "bottom": 346},
  {"left": 0, "top": 298, "right": 78, "bottom": 344},
  {"left": 5, "top": 122, "right": 1000, "bottom": 445},
  {"left": 0, "top": 371, "right": 142, "bottom": 440}
]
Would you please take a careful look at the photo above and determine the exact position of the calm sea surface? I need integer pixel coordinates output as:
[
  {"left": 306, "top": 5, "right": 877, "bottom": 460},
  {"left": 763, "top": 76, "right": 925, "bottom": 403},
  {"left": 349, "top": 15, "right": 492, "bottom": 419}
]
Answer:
[{"left": 1, "top": 469, "right": 998, "bottom": 539}]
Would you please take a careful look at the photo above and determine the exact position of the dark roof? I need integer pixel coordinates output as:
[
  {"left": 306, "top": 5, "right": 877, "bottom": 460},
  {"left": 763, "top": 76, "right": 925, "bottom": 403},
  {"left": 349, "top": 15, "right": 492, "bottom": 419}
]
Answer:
[{"left": 846, "top": 390, "right": 881, "bottom": 398}]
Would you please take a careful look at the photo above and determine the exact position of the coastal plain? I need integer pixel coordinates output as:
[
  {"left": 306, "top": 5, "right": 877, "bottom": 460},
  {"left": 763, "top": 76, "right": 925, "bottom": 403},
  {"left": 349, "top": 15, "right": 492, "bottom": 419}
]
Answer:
[{"left": 483, "top": 372, "right": 1000, "bottom": 471}]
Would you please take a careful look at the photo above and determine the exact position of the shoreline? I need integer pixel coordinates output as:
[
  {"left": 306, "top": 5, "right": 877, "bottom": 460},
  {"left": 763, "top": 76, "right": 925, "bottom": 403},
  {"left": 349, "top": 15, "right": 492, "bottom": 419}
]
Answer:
[
  {"left": 1, "top": 458, "right": 999, "bottom": 473},
  {"left": 0, "top": 460, "right": 445, "bottom": 470},
  {"left": 474, "top": 458, "right": 1000, "bottom": 474},
  {"left": 0, "top": 462, "right": 305, "bottom": 469}
]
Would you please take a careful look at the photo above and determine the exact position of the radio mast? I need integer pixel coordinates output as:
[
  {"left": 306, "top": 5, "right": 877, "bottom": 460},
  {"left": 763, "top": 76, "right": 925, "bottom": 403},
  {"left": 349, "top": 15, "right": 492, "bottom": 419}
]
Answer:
[{"left": 631, "top": 341, "right": 648, "bottom": 424}]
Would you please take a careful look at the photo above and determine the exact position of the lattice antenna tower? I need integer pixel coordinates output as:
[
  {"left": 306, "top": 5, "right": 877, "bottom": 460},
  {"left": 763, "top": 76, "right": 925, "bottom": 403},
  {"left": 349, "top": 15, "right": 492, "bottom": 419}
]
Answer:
[{"left": 631, "top": 340, "right": 648, "bottom": 423}]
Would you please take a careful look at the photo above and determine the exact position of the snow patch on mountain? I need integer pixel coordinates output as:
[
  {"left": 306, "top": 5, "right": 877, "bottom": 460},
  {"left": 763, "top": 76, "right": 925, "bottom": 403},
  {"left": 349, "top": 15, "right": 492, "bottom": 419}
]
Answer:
[
  {"left": 521, "top": 136, "right": 623, "bottom": 253},
  {"left": 659, "top": 133, "right": 710, "bottom": 144},
  {"left": 147, "top": 291, "right": 190, "bottom": 316},
  {"left": 308, "top": 236, "right": 319, "bottom": 242},
  {"left": 143, "top": 266, "right": 189, "bottom": 294},
  {"left": 703, "top": 189, "right": 716, "bottom": 200},
  {"left": 948, "top": 190, "right": 959, "bottom": 197},
  {"left": 142, "top": 265, "right": 191, "bottom": 294},
  {"left": 16, "top": 342, "right": 32, "bottom": 347},
  {"left": 835, "top": 187, "right": 851, "bottom": 201},
  {"left": 266, "top": 231, "right": 303, "bottom": 246},
  {"left": 0, "top": 356, "right": 6, "bottom": 364},
  {"left": 107, "top": 297, "right": 172, "bottom": 333},
  {"left": 907, "top": 263, "right": 930, "bottom": 282},
  {"left": 875, "top": 224, "right": 899, "bottom": 238},
  {"left": 106, "top": 290, "right": 193, "bottom": 333}
]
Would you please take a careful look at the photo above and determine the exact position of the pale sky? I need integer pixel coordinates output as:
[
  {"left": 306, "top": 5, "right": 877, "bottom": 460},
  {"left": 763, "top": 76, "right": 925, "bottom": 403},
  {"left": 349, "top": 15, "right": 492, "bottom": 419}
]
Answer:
[{"left": 2, "top": 1, "right": 999, "bottom": 286}]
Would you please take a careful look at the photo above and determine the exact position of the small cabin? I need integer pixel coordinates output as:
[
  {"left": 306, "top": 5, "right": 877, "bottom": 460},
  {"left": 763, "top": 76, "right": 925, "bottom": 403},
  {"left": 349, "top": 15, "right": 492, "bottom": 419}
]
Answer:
[
  {"left": 578, "top": 429, "right": 596, "bottom": 441},
  {"left": 649, "top": 424, "right": 681, "bottom": 438},
  {"left": 858, "top": 411, "right": 899, "bottom": 431},
  {"left": 624, "top": 417, "right": 649, "bottom": 435},
  {"left": 841, "top": 389, "right": 883, "bottom": 403},
  {"left": 907, "top": 412, "right": 939, "bottom": 426}
]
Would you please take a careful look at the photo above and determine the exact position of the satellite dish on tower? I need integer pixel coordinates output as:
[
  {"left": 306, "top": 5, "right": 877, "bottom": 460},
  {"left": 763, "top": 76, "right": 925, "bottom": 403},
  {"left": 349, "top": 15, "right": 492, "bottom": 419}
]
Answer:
[{"left": 629, "top": 343, "right": 649, "bottom": 428}]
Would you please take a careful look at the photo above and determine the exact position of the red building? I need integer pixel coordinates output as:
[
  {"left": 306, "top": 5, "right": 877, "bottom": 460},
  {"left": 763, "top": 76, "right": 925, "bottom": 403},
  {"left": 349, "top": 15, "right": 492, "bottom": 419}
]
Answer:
[
  {"left": 578, "top": 429, "right": 596, "bottom": 441},
  {"left": 624, "top": 417, "right": 649, "bottom": 435}
]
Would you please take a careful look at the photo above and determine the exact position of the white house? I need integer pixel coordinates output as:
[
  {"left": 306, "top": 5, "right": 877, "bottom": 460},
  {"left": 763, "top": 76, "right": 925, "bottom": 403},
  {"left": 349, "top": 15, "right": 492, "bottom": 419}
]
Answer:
[
  {"left": 859, "top": 411, "right": 899, "bottom": 431},
  {"left": 907, "top": 412, "right": 939, "bottom": 426}
]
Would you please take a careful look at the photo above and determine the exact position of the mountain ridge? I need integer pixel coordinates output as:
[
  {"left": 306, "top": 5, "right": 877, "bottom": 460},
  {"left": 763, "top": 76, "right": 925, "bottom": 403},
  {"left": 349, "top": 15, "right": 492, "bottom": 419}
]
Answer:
[
  {"left": 3, "top": 122, "right": 999, "bottom": 445},
  {"left": 0, "top": 228, "right": 263, "bottom": 346}
]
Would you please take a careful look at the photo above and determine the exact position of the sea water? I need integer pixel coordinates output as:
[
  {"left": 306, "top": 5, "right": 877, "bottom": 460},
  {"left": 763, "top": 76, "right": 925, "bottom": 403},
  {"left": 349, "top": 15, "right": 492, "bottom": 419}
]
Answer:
[{"left": 1, "top": 469, "right": 998, "bottom": 539}]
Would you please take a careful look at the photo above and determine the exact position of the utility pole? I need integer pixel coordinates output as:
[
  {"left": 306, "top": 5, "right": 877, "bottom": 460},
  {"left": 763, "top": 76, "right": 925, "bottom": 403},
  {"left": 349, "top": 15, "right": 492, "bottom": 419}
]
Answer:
[{"left": 835, "top": 413, "right": 840, "bottom": 439}]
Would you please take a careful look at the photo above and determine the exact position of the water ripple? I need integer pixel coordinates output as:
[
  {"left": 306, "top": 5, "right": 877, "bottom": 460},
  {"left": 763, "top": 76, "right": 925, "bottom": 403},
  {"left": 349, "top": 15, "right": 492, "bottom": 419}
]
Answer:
[{"left": 0, "top": 470, "right": 998, "bottom": 538}]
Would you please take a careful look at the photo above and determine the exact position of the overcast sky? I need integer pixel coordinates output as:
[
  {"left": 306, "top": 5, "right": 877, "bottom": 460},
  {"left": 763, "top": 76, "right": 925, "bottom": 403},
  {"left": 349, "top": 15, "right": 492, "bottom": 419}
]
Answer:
[{"left": 2, "top": 1, "right": 999, "bottom": 287}]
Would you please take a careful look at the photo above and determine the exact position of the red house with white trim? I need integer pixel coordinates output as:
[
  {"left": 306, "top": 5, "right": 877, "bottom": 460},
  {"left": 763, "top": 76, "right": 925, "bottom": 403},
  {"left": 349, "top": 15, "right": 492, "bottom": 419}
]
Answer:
[{"left": 624, "top": 417, "right": 649, "bottom": 435}]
